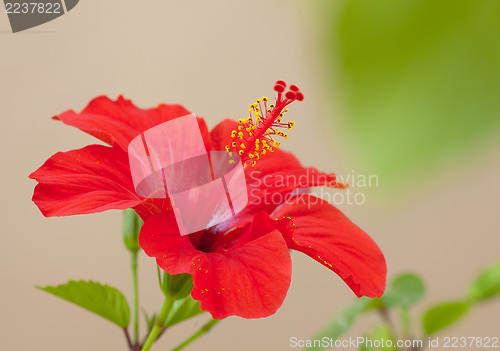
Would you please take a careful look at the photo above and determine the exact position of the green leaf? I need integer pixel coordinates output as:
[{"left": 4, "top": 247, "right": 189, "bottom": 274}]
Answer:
[
  {"left": 323, "top": 0, "right": 500, "bottom": 187},
  {"left": 370, "top": 324, "right": 395, "bottom": 351},
  {"left": 399, "top": 307, "right": 412, "bottom": 336},
  {"left": 359, "top": 334, "right": 373, "bottom": 351},
  {"left": 422, "top": 301, "right": 470, "bottom": 335},
  {"left": 381, "top": 273, "right": 426, "bottom": 308},
  {"left": 37, "top": 280, "right": 130, "bottom": 328},
  {"left": 164, "top": 295, "right": 205, "bottom": 328},
  {"left": 306, "top": 297, "right": 372, "bottom": 351},
  {"left": 467, "top": 261, "right": 500, "bottom": 302}
]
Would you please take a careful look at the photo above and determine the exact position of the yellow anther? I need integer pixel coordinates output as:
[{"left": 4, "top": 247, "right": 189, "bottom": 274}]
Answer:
[
  {"left": 251, "top": 161, "right": 257, "bottom": 167},
  {"left": 232, "top": 141, "right": 237, "bottom": 147},
  {"left": 284, "top": 108, "right": 289, "bottom": 112},
  {"left": 225, "top": 145, "right": 230, "bottom": 151},
  {"left": 240, "top": 143, "right": 246, "bottom": 149},
  {"left": 238, "top": 150, "right": 244, "bottom": 155},
  {"left": 262, "top": 97, "right": 269, "bottom": 101},
  {"left": 238, "top": 126, "right": 243, "bottom": 131},
  {"left": 243, "top": 163, "right": 247, "bottom": 168},
  {"left": 249, "top": 153, "right": 254, "bottom": 158}
]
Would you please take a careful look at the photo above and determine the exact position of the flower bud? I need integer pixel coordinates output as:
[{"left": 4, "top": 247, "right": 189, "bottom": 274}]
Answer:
[
  {"left": 161, "top": 272, "right": 193, "bottom": 300},
  {"left": 122, "top": 209, "right": 143, "bottom": 253}
]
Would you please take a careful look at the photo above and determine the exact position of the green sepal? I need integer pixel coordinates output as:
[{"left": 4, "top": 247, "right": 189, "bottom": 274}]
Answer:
[
  {"left": 164, "top": 294, "right": 205, "bottom": 328},
  {"left": 143, "top": 310, "right": 157, "bottom": 333},
  {"left": 37, "top": 280, "right": 130, "bottom": 328},
  {"left": 159, "top": 269, "right": 193, "bottom": 300}
]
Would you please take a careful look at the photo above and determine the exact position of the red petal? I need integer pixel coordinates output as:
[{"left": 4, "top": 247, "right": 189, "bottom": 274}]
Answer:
[
  {"left": 274, "top": 194, "right": 386, "bottom": 297},
  {"left": 54, "top": 96, "right": 211, "bottom": 152},
  {"left": 139, "top": 213, "right": 292, "bottom": 319},
  {"left": 29, "top": 145, "right": 144, "bottom": 217}
]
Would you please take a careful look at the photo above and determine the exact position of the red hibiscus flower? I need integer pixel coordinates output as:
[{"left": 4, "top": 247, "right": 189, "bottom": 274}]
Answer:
[{"left": 30, "top": 81, "right": 386, "bottom": 319}]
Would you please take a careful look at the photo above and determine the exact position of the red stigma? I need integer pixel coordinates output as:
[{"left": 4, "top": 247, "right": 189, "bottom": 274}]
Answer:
[
  {"left": 274, "top": 84, "right": 285, "bottom": 93},
  {"left": 289, "top": 85, "right": 299, "bottom": 92},
  {"left": 285, "top": 91, "right": 296, "bottom": 100}
]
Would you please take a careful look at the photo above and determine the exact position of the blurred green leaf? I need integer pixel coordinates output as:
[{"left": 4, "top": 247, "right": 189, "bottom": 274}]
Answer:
[
  {"left": 325, "top": 0, "right": 500, "bottom": 185},
  {"left": 38, "top": 280, "right": 130, "bottom": 328},
  {"left": 422, "top": 301, "right": 470, "bottom": 335},
  {"left": 399, "top": 307, "right": 412, "bottom": 336},
  {"left": 467, "top": 261, "right": 500, "bottom": 302},
  {"left": 164, "top": 294, "right": 205, "bottom": 328},
  {"left": 359, "top": 334, "right": 374, "bottom": 351},
  {"left": 370, "top": 324, "right": 396, "bottom": 351},
  {"left": 381, "top": 273, "right": 426, "bottom": 308},
  {"left": 306, "top": 297, "right": 372, "bottom": 351}
]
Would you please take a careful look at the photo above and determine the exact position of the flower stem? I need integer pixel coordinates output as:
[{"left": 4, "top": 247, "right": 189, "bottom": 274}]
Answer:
[
  {"left": 131, "top": 250, "right": 139, "bottom": 345},
  {"left": 124, "top": 328, "right": 132, "bottom": 349},
  {"left": 171, "top": 319, "right": 220, "bottom": 351},
  {"left": 141, "top": 297, "right": 174, "bottom": 351}
]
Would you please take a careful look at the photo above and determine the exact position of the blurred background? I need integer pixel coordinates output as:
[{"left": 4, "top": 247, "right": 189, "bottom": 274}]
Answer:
[{"left": 1, "top": 0, "right": 499, "bottom": 350}]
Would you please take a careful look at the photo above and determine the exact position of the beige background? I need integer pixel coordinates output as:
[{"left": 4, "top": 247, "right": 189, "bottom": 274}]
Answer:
[{"left": 1, "top": 1, "right": 499, "bottom": 350}]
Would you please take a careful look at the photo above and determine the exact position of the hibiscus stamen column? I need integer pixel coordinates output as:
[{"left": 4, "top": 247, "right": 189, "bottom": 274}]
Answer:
[{"left": 225, "top": 80, "right": 304, "bottom": 167}]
